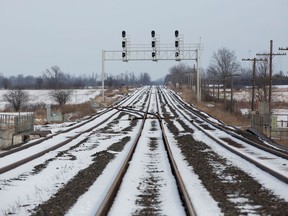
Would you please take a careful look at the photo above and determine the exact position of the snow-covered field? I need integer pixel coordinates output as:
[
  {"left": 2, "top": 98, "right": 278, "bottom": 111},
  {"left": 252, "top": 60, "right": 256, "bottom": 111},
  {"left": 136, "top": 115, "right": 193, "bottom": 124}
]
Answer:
[
  {"left": 209, "top": 85, "right": 288, "bottom": 117},
  {"left": 1, "top": 85, "right": 287, "bottom": 110},
  {"left": 0, "top": 89, "right": 101, "bottom": 110},
  {"left": 233, "top": 86, "right": 288, "bottom": 103}
]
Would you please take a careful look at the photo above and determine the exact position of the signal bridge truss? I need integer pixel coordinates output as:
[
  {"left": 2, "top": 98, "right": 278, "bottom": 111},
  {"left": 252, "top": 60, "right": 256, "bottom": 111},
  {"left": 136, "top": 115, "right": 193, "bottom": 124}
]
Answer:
[
  {"left": 101, "top": 31, "right": 203, "bottom": 102},
  {"left": 103, "top": 43, "right": 201, "bottom": 62}
]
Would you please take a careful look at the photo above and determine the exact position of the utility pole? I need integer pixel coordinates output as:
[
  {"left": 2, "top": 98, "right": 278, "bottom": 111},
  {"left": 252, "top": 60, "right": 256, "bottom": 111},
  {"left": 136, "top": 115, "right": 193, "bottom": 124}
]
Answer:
[
  {"left": 256, "top": 40, "right": 286, "bottom": 136},
  {"left": 242, "top": 58, "right": 267, "bottom": 112},
  {"left": 256, "top": 40, "right": 286, "bottom": 115},
  {"left": 228, "top": 73, "right": 239, "bottom": 112}
]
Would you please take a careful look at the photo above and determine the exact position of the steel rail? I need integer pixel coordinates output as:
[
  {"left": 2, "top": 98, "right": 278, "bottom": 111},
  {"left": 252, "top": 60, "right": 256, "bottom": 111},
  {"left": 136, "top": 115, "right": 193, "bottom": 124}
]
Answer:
[
  {"left": 95, "top": 87, "right": 153, "bottom": 216},
  {"left": 0, "top": 108, "right": 122, "bottom": 174},
  {"left": 161, "top": 87, "right": 288, "bottom": 184},
  {"left": 0, "top": 87, "right": 146, "bottom": 158},
  {"left": 155, "top": 86, "right": 196, "bottom": 216},
  {"left": 96, "top": 86, "right": 196, "bottom": 215},
  {"left": 169, "top": 87, "right": 288, "bottom": 158},
  {"left": 0, "top": 87, "right": 149, "bottom": 174}
]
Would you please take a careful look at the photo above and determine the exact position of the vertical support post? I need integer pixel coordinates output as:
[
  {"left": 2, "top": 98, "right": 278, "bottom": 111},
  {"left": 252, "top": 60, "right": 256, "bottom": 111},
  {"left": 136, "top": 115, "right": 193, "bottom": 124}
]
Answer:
[
  {"left": 192, "top": 64, "right": 196, "bottom": 93},
  {"left": 251, "top": 58, "right": 256, "bottom": 112},
  {"left": 230, "top": 75, "right": 234, "bottom": 112},
  {"left": 46, "top": 104, "right": 51, "bottom": 123},
  {"left": 269, "top": 40, "right": 273, "bottom": 137},
  {"left": 212, "top": 79, "right": 215, "bottom": 102},
  {"left": 102, "top": 50, "right": 105, "bottom": 102},
  {"left": 269, "top": 40, "right": 273, "bottom": 118},
  {"left": 196, "top": 48, "right": 201, "bottom": 102}
]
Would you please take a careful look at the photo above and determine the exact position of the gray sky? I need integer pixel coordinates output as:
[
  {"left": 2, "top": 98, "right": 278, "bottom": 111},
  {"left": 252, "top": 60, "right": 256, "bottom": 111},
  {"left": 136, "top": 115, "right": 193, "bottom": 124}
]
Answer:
[{"left": 0, "top": 0, "right": 287, "bottom": 80}]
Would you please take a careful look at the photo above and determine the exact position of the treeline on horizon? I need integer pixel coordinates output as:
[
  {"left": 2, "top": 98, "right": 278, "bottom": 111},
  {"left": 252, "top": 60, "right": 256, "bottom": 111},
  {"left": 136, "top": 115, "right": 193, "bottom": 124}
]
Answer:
[
  {"left": 164, "top": 48, "right": 288, "bottom": 89},
  {"left": 0, "top": 65, "right": 162, "bottom": 90},
  {"left": 164, "top": 64, "right": 288, "bottom": 89}
]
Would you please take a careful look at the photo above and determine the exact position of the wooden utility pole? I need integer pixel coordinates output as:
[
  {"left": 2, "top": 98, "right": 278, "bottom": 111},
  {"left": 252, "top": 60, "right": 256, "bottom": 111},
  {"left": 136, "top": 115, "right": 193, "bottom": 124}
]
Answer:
[
  {"left": 242, "top": 58, "right": 267, "bottom": 111},
  {"left": 256, "top": 40, "right": 286, "bottom": 136},
  {"left": 229, "top": 74, "right": 239, "bottom": 112},
  {"left": 256, "top": 40, "right": 286, "bottom": 115}
]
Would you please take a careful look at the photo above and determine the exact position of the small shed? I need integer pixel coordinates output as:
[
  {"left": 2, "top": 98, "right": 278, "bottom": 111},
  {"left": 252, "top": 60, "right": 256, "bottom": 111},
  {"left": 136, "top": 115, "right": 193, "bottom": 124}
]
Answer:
[{"left": 0, "top": 113, "right": 34, "bottom": 149}]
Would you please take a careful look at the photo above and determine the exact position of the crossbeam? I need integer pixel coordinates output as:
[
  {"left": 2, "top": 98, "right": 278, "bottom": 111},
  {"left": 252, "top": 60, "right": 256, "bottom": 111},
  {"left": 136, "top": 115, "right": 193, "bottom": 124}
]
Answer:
[{"left": 101, "top": 31, "right": 203, "bottom": 102}]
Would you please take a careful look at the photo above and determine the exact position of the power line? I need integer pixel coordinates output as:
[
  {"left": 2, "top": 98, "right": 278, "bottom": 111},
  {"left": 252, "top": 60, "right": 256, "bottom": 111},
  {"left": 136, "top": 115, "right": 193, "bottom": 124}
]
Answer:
[
  {"left": 256, "top": 40, "right": 286, "bottom": 136},
  {"left": 256, "top": 40, "right": 286, "bottom": 114}
]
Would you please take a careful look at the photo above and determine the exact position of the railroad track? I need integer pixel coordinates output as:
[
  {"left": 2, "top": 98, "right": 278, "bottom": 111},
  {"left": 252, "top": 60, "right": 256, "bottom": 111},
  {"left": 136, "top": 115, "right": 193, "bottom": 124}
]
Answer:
[
  {"left": 168, "top": 87, "right": 288, "bottom": 157},
  {"left": 0, "top": 86, "right": 287, "bottom": 216},
  {"left": 95, "top": 86, "right": 196, "bottom": 215},
  {"left": 160, "top": 86, "right": 288, "bottom": 183},
  {"left": 0, "top": 86, "right": 149, "bottom": 174}
]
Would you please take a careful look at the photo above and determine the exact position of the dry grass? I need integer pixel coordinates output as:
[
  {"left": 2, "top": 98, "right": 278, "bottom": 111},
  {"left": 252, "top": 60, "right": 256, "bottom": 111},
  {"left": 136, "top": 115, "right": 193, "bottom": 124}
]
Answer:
[
  {"left": 62, "top": 103, "right": 96, "bottom": 120},
  {"left": 33, "top": 102, "right": 96, "bottom": 124},
  {"left": 195, "top": 102, "right": 250, "bottom": 129},
  {"left": 177, "top": 86, "right": 250, "bottom": 130},
  {"left": 34, "top": 88, "right": 124, "bottom": 124},
  {"left": 276, "top": 139, "right": 288, "bottom": 147},
  {"left": 176, "top": 86, "right": 288, "bottom": 146}
]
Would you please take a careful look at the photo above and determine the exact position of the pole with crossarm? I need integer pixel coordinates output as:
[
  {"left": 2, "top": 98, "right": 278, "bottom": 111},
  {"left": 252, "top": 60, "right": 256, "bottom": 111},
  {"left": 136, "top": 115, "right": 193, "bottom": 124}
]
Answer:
[
  {"left": 256, "top": 40, "right": 286, "bottom": 136},
  {"left": 242, "top": 58, "right": 267, "bottom": 112}
]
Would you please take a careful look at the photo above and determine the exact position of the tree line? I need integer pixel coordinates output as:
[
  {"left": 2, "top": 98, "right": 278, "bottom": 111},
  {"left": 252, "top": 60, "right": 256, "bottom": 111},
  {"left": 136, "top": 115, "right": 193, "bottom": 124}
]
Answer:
[
  {"left": 165, "top": 47, "right": 288, "bottom": 105},
  {"left": 0, "top": 65, "right": 153, "bottom": 90}
]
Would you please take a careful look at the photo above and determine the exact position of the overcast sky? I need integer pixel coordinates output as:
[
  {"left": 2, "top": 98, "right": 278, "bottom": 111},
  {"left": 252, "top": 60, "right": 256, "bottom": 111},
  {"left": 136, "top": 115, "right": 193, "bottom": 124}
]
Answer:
[{"left": 0, "top": 0, "right": 287, "bottom": 80}]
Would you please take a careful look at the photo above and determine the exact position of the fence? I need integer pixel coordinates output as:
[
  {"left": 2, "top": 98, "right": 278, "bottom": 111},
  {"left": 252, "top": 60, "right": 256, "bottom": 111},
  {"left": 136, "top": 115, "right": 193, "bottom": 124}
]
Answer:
[
  {"left": 251, "top": 112, "right": 288, "bottom": 140},
  {"left": 0, "top": 113, "right": 34, "bottom": 149},
  {"left": 271, "top": 114, "right": 288, "bottom": 140}
]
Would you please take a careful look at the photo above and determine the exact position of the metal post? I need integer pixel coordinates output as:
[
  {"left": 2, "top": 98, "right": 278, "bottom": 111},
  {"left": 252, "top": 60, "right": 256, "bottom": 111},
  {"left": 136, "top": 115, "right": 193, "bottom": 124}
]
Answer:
[
  {"left": 252, "top": 58, "right": 256, "bottom": 111},
  {"left": 196, "top": 48, "right": 200, "bottom": 102},
  {"left": 269, "top": 40, "right": 273, "bottom": 118},
  {"left": 230, "top": 76, "right": 233, "bottom": 112},
  {"left": 102, "top": 50, "right": 105, "bottom": 102}
]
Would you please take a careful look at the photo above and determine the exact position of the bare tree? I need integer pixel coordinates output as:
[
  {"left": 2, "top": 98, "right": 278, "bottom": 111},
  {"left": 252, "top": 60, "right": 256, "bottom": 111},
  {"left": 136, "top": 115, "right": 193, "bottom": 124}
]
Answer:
[
  {"left": 256, "top": 58, "right": 269, "bottom": 102},
  {"left": 49, "top": 89, "right": 73, "bottom": 122},
  {"left": 207, "top": 48, "right": 240, "bottom": 107},
  {"left": 49, "top": 89, "right": 73, "bottom": 107},
  {"left": 43, "top": 65, "right": 64, "bottom": 89},
  {"left": 139, "top": 72, "right": 151, "bottom": 85},
  {"left": 3, "top": 89, "right": 30, "bottom": 112},
  {"left": 164, "top": 64, "right": 191, "bottom": 88},
  {"left": 35, "top": 77, "right": 44, "bottom": 89},
  {"left": 2, "top": 78, "right": 11, "bottom": 89}
]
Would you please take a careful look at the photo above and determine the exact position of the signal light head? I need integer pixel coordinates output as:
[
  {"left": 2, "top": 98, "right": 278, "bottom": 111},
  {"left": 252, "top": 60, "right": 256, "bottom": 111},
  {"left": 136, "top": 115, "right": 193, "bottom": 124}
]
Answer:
[
  {"left": 122, "top": 31, "right": 126, "bottom": 38},
  {"left": 175, "top": 40, "right": 179, "bottom": 48},
  {"left": 151, "top": 30, "right": 155, "bottom": 38},
  {"left": 122, "top": 41, "right": 126, "bottom": 48},
  {"left": 175, "top": 30, "right": 179, "bottom": 38}
]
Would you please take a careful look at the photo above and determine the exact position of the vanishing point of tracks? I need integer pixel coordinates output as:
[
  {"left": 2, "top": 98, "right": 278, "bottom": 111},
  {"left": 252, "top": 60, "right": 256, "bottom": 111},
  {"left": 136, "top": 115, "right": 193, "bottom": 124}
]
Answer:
[{"left": 0, "top": 86, "right": 288, "bottom": 215}]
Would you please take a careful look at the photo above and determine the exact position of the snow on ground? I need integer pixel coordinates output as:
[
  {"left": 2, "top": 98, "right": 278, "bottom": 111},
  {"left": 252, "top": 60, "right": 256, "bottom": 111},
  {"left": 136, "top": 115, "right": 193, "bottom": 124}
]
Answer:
[
  {"left": 109, "top": 119, "right": 186, "bottom": 216},
  {"left": 0, "top": 89, "right": 101, "bottom": 110},
  {"left": 163, "top": 122, "right": 222, "bottom": 215},
  {"left": 212, "top": 85, "right": 288, "bottom": 103},
  {"left": 0, "top": 111, "right": 136, "bottom": 215},
  {"left": 0, "top": 86, "right": 287, "bottom": 215}
]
